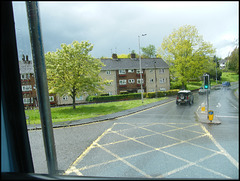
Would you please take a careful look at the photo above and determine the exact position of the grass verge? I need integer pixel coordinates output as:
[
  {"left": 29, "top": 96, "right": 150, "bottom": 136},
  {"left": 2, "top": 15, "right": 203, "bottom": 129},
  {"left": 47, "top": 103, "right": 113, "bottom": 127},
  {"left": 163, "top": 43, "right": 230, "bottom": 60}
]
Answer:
[{"left": 25, "top": 97, "right": 168, "bottom": 125}]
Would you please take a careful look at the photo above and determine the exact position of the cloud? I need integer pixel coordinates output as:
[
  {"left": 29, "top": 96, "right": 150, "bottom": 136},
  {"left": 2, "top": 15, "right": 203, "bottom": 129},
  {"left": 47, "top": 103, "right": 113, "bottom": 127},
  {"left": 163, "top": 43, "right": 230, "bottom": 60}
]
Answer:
[{"left": 13, "top": 1, "right": 238, "bottom": 59}]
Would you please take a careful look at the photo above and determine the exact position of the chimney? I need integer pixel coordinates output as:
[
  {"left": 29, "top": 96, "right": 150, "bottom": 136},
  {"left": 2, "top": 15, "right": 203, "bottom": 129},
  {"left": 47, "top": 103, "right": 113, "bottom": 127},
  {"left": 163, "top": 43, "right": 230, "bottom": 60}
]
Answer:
[
  {"left": 130, "top": 53, "right": 136, "bottom": 59},
  {"left": 112, "top": 53, "right": 118, "bottom": 60},
  {"left": 22, "top": 54, "right": 25, "bottom": 61},
  {"left": 26, "top": 55, "right": 29, "bottom": 61}
]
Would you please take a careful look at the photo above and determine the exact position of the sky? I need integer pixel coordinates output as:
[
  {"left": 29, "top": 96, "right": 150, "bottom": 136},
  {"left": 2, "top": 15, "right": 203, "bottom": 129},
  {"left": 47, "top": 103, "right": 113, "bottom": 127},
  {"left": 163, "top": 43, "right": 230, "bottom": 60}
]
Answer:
[{"left": 13, "top": 1, "right": 239, "bottom": 60}]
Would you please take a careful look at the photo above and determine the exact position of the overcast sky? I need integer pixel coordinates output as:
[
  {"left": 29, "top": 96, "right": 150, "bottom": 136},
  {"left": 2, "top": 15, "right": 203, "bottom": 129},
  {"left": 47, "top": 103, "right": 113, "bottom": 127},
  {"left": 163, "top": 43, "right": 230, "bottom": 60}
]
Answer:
[{"left": 13, "top": 1, "right": 239, "bottom": 60}]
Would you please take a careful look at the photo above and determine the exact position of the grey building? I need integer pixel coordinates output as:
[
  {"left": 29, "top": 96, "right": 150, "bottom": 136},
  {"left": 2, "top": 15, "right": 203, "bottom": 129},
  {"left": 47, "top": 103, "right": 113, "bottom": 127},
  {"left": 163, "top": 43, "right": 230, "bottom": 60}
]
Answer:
[{"left": 100, "top": 54, "right": 170, "bottom": 95}]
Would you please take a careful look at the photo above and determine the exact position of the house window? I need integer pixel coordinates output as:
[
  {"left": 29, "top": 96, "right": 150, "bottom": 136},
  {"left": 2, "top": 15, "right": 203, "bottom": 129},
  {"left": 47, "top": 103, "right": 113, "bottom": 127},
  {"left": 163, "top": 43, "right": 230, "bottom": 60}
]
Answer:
[
  {"left": 49, "top": 96, "right": 54, "bottom": 102},
  {"left": 21, "top": 73, "right": 31, "bottom": 80},
  {"left": 108, "top": 92, "right": 113, "bottom": 96},
  {"left": 22, "top": 85, "right": 32, "bottom": 92},
  {"left": 136, "top": 69, "right": 143, "bottom": 74},
  {"left": 23, "top": 98, "right": 31, "bottom": 104},
  {"left": 106, "top": 71, "right": 111, "bottom": 75},
  {"left": 159, "top": 78, "right": 165, "bottom": 83},
  {"left": 137, "top": 79, "right": 144, "bottom": 84},
  {"left": 149, "top": 69, "right": 154, "bottom": 72},
  {"left": 62, "top": 95, "right": 68, "bottom": 101},
  {"left": 128, "top": 79, "right": 135, "bottom": 84},
  {"left": 160, "top": 87, "right": 166, "bottom": 91},
  {"left": 119, "top": 79, "right": 127, "bottom": 85},
  {"left": 128, "top": 69, "right": 134, "bottom": 73},
  {"left": 119, "top": 69, "right": 126, "bottom": 74},
  {"left": 76, "top": 96, "right": 83, "bottom": 101},
  {"left": 159, "top": 69, "right": 165, "bottom": 73},
  {"left": 149, "top": 78, "right": 154, "bottom": 83}
]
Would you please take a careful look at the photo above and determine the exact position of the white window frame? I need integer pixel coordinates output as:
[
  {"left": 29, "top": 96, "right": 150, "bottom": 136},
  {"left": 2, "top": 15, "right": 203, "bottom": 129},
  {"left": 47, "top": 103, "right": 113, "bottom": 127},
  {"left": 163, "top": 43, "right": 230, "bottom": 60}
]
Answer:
[
  {"left": 149, "top": 78, "right": 154, "bottom": 83},
  {"left": 119, "top": 79, "right": 127, "bottom": 85},
  {"left": 128, "top": 79, "right": 135, "bottom": 84},
  {"left": 23, "top": 98, "right": 31, "bottom": 104},
  {"left": 106, "top": 71, "right": 111, "bottom": 75},
  {"left": 159, "top": 78, "right": 165, "bottom": 83},
  {"left": 22, "top": 85, "right": 32, "bottom": 92},
  {"left": 119, "top": 69, "right": 126, "bottom": 74},
  {"left": 136, "top": 69, "right": 143, "bottom": 74},
  {"left": 159, "top": 69, "right": 165, "bottom": 73},
  {"left": 137, "top": 79, "right": 144, "bottom": 84},
  {"left": 128, "top": 69, "right": 134, "bottom": 73},
  {"left": 76, "top": 96, "right": 83, "bottom": 101},
  {"left": 49, "top": 96, "right": 54, "bottom": 102},
  {"left": 62, "top": 95, "right": 68, "bottom": 101}
]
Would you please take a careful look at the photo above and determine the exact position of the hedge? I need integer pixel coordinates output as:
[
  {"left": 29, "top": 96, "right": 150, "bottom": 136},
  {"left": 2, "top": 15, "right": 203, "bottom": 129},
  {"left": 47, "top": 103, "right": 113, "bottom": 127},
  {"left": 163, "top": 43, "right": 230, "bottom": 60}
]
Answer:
[{"left": 86, "top": 89, "right": 179, "bottom": 103}]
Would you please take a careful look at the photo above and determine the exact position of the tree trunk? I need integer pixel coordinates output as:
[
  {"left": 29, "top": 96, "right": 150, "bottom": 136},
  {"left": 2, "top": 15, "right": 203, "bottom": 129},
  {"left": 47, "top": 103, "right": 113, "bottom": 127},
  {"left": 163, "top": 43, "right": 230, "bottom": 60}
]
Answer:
[
  {"left": 72, "top": 94, "right": 76, "bottom": 109},
  {"left": 182, "top": 82, "right": 185, "bottom": 90},
  {"left": 71, "top": 86, "right": 76, "bottom": 109}
]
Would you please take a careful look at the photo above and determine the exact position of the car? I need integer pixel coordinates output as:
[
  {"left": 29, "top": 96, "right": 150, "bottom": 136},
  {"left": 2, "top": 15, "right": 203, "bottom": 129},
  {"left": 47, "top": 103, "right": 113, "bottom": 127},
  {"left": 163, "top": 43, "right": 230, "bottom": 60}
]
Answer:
[
  {"left": 198, "top": 87, "right": 210, "bottom": 95},
  {"left": 222, "top": 81, "right": 231, "bottom": 87},
  {"left": 176, "top": 90, "right": 194, "bottom": 105}
]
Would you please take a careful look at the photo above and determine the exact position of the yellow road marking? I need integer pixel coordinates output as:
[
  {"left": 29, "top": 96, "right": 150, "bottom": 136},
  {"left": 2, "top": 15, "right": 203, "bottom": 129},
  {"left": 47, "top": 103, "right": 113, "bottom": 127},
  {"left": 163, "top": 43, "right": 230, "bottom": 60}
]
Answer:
[{"left": 200, "top": 124, "right": 239, "bottom": 169}]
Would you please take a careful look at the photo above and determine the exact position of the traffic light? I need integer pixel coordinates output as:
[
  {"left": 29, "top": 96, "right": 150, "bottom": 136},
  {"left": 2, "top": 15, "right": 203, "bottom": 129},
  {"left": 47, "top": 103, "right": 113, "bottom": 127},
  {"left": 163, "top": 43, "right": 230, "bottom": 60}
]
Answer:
[{"left": 204, "top": 75, "right": 209, "bottom": 89}]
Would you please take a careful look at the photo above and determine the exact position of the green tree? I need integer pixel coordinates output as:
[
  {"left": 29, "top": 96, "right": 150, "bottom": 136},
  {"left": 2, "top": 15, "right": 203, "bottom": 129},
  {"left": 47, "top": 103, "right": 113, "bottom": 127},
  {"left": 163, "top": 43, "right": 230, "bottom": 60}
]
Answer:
[
  {"left": 45, "top": 40, "right": 108, "bottom": 109},
  {"left": 227, "top": 46, "right": 239, "bottom": 74},
  {"left": 159, "top": 25, "right": 216, "bottom": 89},
  {"left": 141, "top": 44, "right": 156, "bottom": 58}
]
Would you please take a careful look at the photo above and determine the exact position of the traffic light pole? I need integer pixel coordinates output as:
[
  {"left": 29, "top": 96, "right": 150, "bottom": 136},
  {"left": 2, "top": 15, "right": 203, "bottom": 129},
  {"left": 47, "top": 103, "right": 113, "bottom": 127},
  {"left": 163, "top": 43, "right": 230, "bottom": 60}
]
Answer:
[{"left": 203, "top": 74, "right": 210, "bottom": 114}]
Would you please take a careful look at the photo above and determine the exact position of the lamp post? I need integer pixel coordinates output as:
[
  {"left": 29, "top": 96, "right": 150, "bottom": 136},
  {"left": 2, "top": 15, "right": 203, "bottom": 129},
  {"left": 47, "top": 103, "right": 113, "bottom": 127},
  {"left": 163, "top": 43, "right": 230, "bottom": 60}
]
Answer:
[{"left": 138, "top": 34, "right": 147, "bottom": 103}]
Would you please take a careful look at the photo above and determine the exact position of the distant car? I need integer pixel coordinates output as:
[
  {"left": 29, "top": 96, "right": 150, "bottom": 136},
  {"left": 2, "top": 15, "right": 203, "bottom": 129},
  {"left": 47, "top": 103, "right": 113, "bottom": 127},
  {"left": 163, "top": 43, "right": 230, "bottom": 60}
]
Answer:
[
  {"left": 198, "top": 87, "right": 210, "bottom": 95},
  {"left": 176, "top": 90, "right": 194, "bottom": 105},
  {"left": 222, "top": 81, "right": 231, "bottom": 87}
]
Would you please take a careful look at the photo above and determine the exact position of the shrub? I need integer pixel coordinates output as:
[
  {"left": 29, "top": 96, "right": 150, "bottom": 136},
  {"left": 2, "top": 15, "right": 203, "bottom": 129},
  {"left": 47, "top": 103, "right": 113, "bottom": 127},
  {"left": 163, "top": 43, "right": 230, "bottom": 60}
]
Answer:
[{"left": 87, "top": 90, "right": 179, "bottom": 103}]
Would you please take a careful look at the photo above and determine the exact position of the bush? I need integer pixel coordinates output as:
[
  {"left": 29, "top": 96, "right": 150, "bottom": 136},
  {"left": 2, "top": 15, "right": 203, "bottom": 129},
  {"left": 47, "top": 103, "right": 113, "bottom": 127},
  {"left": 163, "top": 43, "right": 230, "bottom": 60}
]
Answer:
[{"left": 87, "top": 90, "right": 179, "bottom": 103}]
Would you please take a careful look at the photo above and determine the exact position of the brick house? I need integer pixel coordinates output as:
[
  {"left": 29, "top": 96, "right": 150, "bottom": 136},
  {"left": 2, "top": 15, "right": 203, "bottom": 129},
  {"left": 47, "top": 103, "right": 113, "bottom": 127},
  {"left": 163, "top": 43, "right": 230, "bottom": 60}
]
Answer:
[
  {"left": 19, "top": 55, "right": 57, "bottom": 108},
  {"left": 100, "top": 53, "right": 170, "bottom": 95}
]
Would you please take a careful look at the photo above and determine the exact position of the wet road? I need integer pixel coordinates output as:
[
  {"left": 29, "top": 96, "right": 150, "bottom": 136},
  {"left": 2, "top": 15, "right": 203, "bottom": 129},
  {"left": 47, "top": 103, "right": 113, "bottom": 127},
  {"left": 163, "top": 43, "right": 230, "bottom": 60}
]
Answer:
[{"left": 28, "top": 84, "right": 238, "bottom": 179}]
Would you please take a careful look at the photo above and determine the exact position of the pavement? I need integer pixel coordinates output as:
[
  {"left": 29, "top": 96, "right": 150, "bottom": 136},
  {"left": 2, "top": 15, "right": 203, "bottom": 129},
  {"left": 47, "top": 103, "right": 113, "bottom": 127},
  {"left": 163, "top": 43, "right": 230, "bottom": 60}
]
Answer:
[
  {"left": 27, "top": 97, "right": 176, "bottom": 130},
  {"left": 194, "top": 105, "right": 221, "bottom": 125}
]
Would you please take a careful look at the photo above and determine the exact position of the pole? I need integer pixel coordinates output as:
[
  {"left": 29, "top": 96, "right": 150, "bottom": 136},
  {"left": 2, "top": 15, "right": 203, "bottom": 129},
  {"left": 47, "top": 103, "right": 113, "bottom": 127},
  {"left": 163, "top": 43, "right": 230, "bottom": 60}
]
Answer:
[
  {"left": 26, "top": 1, "right": 58, "bottom": 175},
  {"left": 138, "top": 34, "right": 147, "bottom": 103},
  {"left": 154, "top": 61, "right": 157, "bottom": 98},
  {"left": 206, "top": 74, "right": 209, "bottom": 115},
  {"left": 138, "top": 35, "right": 144, "bottom": 103}
]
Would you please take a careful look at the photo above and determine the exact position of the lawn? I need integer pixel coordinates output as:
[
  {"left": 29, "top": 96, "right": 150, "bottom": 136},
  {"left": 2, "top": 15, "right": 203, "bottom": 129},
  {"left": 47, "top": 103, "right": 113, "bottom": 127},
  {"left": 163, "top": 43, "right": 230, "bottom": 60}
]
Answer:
[
  {"left": 186, "top": 71, "right": 239, "bottom": 91},
  {"left": 221, "top": 71, "right": 239, "bottom": 82},
  {"left": 25, "top": 97, "right": 168, "bottom": 125}
]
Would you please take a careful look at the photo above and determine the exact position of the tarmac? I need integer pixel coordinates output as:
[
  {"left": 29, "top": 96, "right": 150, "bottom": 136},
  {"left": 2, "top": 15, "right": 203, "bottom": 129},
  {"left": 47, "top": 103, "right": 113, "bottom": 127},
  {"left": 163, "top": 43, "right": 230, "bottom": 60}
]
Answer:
[
  {"left": 27, "top": 97, "right": 176, "bottom": 130},
  {"left": 27, "top": 86, "right": 238, "bottom": 130}
]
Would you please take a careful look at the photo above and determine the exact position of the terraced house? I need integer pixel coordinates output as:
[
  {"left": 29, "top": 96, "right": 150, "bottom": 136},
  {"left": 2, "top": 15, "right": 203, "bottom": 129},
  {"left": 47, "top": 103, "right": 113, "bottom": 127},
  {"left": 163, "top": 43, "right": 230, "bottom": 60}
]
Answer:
[
  {"left": 100, "top": 53, "right": 170, "bottom": 95},
  {"left": 19, "top": 55, "right": 57, "bottom": 108}
]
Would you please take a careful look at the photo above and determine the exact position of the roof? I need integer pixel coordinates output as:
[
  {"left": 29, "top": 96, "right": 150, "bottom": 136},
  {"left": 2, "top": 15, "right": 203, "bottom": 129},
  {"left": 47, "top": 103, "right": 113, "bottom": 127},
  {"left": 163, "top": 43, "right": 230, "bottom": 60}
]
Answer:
[
  {"left": 100, "top": 58, "right": 169, "bottom": 71},
  {"left": 19, "top": 60, "right": 34, "bottom": 74}
]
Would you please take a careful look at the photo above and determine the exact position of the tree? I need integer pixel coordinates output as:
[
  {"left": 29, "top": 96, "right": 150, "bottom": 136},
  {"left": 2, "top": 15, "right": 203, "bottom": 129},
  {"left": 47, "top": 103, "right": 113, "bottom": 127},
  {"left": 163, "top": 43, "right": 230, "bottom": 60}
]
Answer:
[
  {"left": 159, "top": 25, "right": 216, "bottom": 89},
  {"left": 45, "top": 41, "right": 108, "bottom": 109},
  {"left": 227, "top": 46, "right": 239, "bottom": 74},
  {"left": 141, "top": 44, "right": 156, "bottom": 58}
]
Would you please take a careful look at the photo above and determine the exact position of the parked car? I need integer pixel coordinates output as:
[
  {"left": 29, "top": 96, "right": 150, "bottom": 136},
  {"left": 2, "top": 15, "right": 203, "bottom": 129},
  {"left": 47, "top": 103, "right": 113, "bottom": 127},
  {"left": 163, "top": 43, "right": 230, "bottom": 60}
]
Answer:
[
  {"left": 198, "top": 87, "right": 210, "bottom": 95},
  {"left": 176, "top": 90, "right": 194, "bottom": 105},
  {"left": 222, "top": 81, "right": 231, "bottom": 87}
]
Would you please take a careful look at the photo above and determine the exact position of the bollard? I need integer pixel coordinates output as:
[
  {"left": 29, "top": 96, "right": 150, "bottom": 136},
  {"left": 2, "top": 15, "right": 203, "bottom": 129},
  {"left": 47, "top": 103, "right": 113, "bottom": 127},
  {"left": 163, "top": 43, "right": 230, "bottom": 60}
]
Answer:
[
  {"left": 201, "top": 103, "right": 205, "bottom": 112},
  {"left": 208, "top": 110, "right": 214, "bottom": 122}
]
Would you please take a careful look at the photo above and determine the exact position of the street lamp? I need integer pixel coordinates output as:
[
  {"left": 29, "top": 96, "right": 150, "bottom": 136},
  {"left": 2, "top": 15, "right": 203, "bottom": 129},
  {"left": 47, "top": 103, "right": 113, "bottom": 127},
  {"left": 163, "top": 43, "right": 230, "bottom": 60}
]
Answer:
[{"left": 138, "top": 34, "right": 147, "bottom": 103}]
